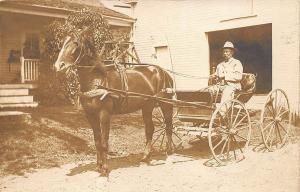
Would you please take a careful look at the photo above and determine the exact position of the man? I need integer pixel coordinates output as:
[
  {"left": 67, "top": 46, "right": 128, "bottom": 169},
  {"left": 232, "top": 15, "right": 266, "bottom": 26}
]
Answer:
[{"left": 212, "top": 41, "right": 243, "bottom": 103}]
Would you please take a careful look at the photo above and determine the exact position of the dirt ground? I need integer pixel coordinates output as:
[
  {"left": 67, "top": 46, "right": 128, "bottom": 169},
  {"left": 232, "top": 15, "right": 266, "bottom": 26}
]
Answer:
[{"left": 0, "top": 105, "right": 299, "bottom": 192}]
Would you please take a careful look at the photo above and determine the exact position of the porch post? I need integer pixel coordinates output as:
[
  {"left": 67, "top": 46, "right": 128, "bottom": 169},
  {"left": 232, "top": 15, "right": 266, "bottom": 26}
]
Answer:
[{"left": 20, "top": 56, "right": 25, "bottom": 83}]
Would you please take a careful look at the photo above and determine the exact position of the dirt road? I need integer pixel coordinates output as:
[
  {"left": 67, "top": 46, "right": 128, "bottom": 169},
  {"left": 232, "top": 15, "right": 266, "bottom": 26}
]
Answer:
[{"left": 1, "top": 143, "right": 299, "bottom": 192}]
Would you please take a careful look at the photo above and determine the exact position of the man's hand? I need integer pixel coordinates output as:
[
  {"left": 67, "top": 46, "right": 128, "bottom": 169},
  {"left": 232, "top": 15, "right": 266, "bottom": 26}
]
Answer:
[{"left": 219, "top": 77, "right": 225, "bottom": 86}]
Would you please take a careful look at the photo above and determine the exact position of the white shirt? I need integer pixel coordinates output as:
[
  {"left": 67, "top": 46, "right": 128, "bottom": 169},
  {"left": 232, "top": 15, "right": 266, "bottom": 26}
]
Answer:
[{"left": 216, "top": 57, "right": 243, "bottom": 89}]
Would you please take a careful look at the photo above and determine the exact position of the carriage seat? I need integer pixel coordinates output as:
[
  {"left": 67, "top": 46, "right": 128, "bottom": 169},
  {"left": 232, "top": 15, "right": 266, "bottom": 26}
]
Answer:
[
  {"left": 240, "top": 73, "right": 256, "bottom": 92},
  {"left": 208, "top": 73, "right": 256, "bottom": 103},
  {"left": 235, "top": 73, "right": 256, "bottom": 103}
]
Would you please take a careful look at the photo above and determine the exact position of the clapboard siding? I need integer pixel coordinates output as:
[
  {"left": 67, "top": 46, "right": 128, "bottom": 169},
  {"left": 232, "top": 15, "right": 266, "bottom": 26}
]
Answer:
[
  {"left": 133, "top": 0, "right": 300, "bottom": 114},
  {"left": 0, "top": 13, "right": 53, "bottom": 83}
]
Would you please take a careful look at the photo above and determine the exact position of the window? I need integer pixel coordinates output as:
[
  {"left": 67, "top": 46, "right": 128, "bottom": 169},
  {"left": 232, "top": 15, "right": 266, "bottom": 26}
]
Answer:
[{"left": 23, "top": 33, "right": 40, "bottom": 59}]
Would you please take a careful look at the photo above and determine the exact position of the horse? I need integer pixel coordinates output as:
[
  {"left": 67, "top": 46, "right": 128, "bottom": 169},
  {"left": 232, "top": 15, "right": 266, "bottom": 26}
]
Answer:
[{"left": 54, "top": 29, "right": 174, "bottom": 176}]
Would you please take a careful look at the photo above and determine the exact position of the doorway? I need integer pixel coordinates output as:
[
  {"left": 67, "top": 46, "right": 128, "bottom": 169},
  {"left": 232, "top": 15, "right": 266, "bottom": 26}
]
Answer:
[{"left": 207, "top": 24, "right": 272, "bottom": 94}]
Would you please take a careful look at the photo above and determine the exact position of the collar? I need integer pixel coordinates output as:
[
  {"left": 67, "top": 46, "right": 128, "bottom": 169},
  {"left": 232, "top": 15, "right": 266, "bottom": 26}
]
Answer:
[{"left": 224, "top": 57, "right": 234, "bottom": 63}]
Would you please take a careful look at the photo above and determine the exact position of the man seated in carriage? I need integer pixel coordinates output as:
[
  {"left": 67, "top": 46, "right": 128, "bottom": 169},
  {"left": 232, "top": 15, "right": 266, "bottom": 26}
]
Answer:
[{"left": 209, "top": 41, "right": 243, "bottom": 114}]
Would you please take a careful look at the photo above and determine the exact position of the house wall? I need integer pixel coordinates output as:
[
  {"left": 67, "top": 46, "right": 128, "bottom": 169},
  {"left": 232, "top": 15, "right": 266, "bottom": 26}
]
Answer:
[
  {"left": 133, "top": 0, "right": 300, "bottom": 114},
  {"left": 0, "top": 11, "right": 132, "bottom": 84},
  {"left": 0, "top": 12, "right": 53, "bottom": 83}
]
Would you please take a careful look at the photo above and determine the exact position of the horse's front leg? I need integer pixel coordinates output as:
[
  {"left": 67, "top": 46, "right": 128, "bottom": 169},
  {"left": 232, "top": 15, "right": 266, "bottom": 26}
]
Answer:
[
  {"left": 141, "top": 105, "right": 155, "bottom": 162},
  {"left": 98, "top": 101, "right": 113, "bottom": 176},
  {"left": 84, "top": 112, "right": 103, "bottom": 171}
]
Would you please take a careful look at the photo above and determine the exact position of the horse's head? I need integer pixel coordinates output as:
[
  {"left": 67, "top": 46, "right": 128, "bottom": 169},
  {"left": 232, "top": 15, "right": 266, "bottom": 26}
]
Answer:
[{"left": 54, "top": 29, "right": 94, "bottom": 73}]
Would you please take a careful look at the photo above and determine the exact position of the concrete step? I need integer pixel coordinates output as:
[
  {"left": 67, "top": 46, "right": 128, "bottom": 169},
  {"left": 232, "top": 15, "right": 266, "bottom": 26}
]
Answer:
[
  {"left": 0, "top": 88, "right": 29, "bottom": 96},
  {"left": 0, "top": 84, "right": 37, "bottom": 89},
  {"left": 0, "top": 102, "right": 38, "bottom": 108},
  {"left": 0, "top": 96, "right": 33, "bottom": 104}
]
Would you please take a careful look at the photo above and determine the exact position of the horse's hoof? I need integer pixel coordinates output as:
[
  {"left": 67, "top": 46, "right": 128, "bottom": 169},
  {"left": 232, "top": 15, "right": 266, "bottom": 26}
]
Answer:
[
  {"left": 166, "top": 148, "right": 174, "bottom": 155},
  {"left": 100, "top": 168, "right": 110, "bottom": 177},
  {"left": 141, "top": 154, "right": 151, "bottom": 163},
  {"left": 100, "top": 171, "right": 109, "bottom": 177}
]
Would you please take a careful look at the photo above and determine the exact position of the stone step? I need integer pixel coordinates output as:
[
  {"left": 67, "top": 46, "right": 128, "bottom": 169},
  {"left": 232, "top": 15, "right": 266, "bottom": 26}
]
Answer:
[
  {"left": 0, "top": 96, "right": 33, "bottom": 104},
  {"left": 0, "top": 88, "right": 29, "bottom": 96},
  {"left": 0, "top": 84, "right": 37, "bottom": 89},
  {"left": 0, "top": 111, "right": 29, "bottom": 117},
  {"left": 0, "top": 102, "right": 38, "bottom": 108}
]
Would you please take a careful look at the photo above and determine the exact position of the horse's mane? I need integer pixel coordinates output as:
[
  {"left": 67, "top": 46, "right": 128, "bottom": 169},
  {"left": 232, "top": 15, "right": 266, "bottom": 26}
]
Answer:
[{"left": 74, "top": 29, "right": 106, "bottom": 75}]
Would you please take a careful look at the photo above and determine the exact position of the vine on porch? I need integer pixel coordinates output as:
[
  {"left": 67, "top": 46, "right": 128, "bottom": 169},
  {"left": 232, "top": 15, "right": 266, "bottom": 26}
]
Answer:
[{"left": 38, "top": 8, "right": 130, "bottom": 106}]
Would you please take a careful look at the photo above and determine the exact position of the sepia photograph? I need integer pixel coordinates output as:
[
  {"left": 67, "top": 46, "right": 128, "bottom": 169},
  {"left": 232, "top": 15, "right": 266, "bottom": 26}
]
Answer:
[{"left": 0, "top": 0, "right": 299, "bottom": 191}]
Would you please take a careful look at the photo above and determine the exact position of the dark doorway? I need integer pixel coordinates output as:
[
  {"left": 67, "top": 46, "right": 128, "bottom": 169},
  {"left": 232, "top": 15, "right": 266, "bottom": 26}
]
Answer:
[{"left": 207, "top": 24, "right": 272, "bottom": 94}]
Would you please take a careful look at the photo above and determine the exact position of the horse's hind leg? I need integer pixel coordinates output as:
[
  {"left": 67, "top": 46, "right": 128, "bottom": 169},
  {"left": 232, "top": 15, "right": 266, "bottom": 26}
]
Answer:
[
  {"left": 159, "top": 102, "right": 174, "bottom": 154},
  {"left": 141, "top": 104, "right": 155, "bottom": 161}
]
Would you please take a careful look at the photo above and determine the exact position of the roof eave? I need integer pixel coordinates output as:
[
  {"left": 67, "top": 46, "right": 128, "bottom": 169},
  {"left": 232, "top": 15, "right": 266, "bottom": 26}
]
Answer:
[{"left": 0, "top": 1, "right": 135, "bottom": 25}]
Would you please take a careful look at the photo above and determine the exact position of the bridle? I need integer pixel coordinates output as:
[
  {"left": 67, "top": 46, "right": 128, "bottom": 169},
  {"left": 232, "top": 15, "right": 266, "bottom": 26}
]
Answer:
[{"left": 70, "top": 32, "right": 86, "bottom": 67}]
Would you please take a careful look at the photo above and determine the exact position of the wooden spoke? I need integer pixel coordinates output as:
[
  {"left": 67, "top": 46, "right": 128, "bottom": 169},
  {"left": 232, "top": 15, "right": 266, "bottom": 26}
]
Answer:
[
  {"left": 266, "top": 105, "right": 275, "bottom": 118},
  {"left": 234, "top": 134, "right": 248, "bottom": 142},
  {"left": 159, "top": 131, "right": 166, "bottom": 150},
  {"left": 231, "top": 136, "right": 240, "bottom": 158},
  {"left": 263, "top": 116, "right": 275, "bottom": 121},
  {"left": 275, "top": 123, "right": 283, "bottom": 143},
  {"left": 277, "top": 110, "right": 289, "bottom": 118},
  {"left": 277, "top": 122, "right": 288, "bottom": 134},
  {"left": 232, "top": 107, "right": 242, "bottom": 127},
  {"left": 226, "top": 136, "right": 231, "bottom": 161},
  {"left": 235, "top": 124, "right": 251, "bottom": 132},
  {"left": 153, "top": 114, "right": 164, "bottom": 124},
  {"left": 233, "top": 114, "right": 248, "bottom": 129},
  {"left": 230, "top": 103, "right": 234, "bottom": 127},
  {"left": 152, "top": 129, "right": 165, "bottom": 145},
  {"left": 213, "top": 137, "right": 227, "bottom": 150},
  {"left": 262, "top": 121, "right": 275, "bottom": 132},
  {"left": 268, "top": 125, "right": 275, "bottom": 147},
  {"left": 220, "top": 136, "right": 229, "bottom": 156},
  {"left": 265, "top": 124, "right": 275, "bottom": 143}
]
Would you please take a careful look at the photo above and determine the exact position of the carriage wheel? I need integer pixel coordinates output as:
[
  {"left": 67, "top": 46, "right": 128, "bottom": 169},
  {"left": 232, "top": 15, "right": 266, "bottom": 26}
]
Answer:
[
  {"left": 152, "top": 107, "right": 183, "bottom": 152},
  {"left": 208, "top": 99, "right": 251, "bottom": 165},
  {"left": 260, "top": 89, "right": 291, "bottom": 151}
]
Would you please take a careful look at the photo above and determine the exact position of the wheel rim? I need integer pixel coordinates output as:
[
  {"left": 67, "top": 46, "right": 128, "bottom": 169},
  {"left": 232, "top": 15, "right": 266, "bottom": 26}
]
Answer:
[
  {"left": 260, "top": 89, "right": 291, "bottom": 151},
  {"left": 151, "top": 107, "right": 183, "bottom": 151},
  {"left": 208, "top": 99, "right": 251, "bottom": 165}
]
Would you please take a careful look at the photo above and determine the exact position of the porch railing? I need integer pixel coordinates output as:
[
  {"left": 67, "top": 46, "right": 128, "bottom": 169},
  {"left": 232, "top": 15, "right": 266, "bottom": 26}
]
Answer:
[{"left": 20, "top": 57, "right": 40, "bottom": 83}]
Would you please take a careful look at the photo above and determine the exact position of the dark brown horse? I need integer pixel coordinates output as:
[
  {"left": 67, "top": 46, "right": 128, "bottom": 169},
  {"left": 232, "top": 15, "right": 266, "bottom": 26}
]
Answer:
[{"left": 54, "top": 30, "right": 174, "bottom": 176}]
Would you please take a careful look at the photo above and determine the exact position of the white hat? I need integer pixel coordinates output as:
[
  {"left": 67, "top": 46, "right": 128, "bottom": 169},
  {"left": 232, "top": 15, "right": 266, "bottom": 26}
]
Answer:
[{"left": 223, "top": 41, "right": 237, "bottom": 51}]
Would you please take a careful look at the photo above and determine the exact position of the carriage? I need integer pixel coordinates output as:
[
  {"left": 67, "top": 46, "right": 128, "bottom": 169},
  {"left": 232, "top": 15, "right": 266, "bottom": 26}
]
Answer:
[
  {"left": 54, "top": 29, "right": 292, "bottom": 175},
  {"left": 151, "top": 73, "right": 291, "bottom": 165}
]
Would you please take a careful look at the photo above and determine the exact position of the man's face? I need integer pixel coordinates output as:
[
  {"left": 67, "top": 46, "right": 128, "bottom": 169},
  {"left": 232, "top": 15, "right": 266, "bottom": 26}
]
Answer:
[{"left": 223, "top": 48, "right": 233, "bottom": 61}]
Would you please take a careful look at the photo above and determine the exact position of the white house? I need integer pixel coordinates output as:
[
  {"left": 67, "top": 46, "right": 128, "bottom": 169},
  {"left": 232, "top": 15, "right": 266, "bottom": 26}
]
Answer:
[
  {"left": 0, "top": 0, "right": 134, "bottom": 108},
  {"left": 104, "top": 0, "right": 300, "bottom": 119}
]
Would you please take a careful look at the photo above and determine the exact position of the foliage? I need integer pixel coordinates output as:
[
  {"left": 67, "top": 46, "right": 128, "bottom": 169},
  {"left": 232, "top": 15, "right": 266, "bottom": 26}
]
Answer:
[{"left": 39, "top": 8, "right": 115, "bottom": 105}]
